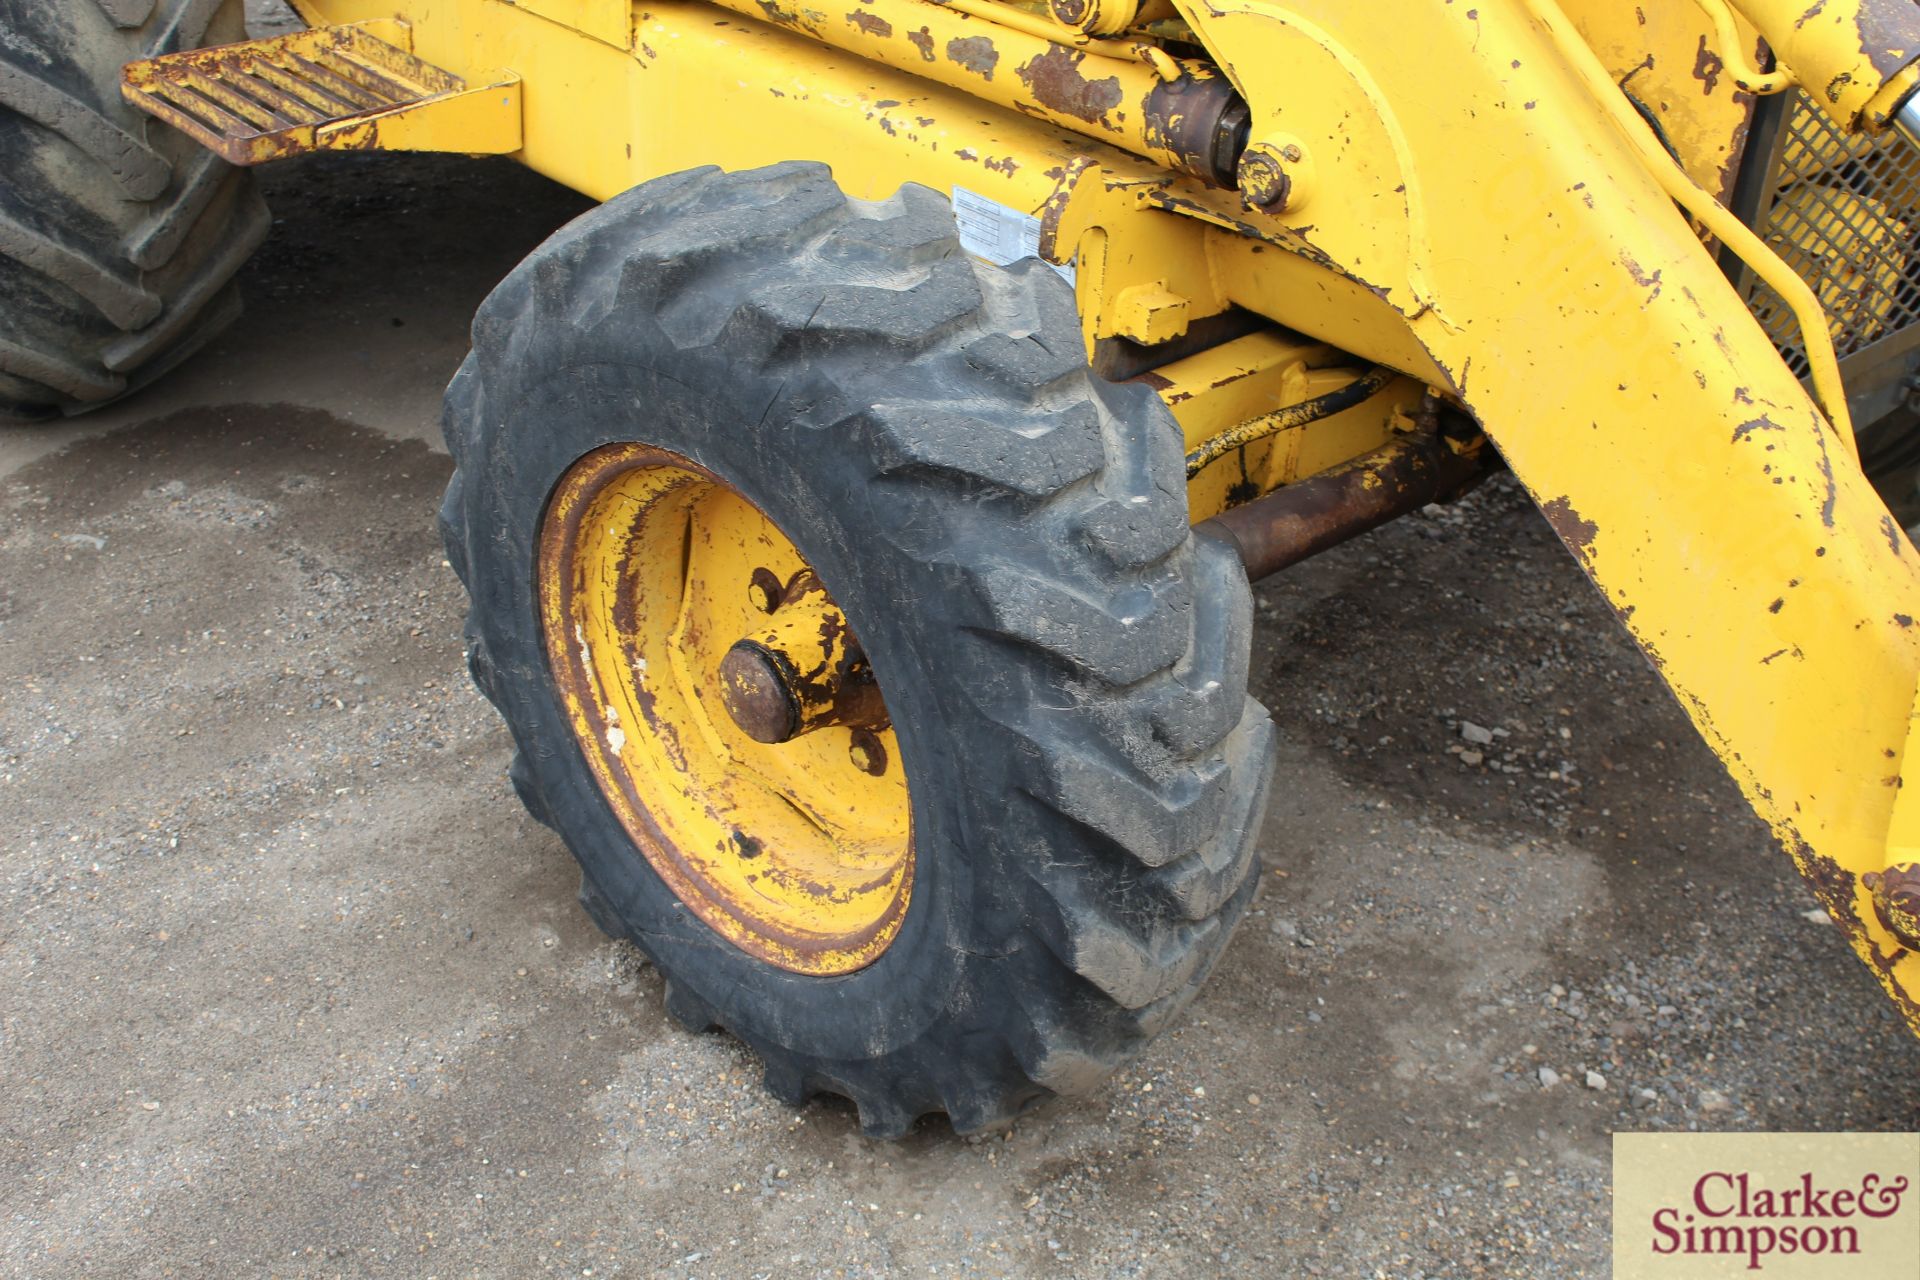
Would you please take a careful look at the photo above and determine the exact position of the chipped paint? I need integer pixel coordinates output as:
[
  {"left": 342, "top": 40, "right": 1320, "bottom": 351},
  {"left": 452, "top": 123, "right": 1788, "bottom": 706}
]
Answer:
[
  {"left": 699, "top": 0, "right": 1219, "bottom": 178},
  {"left": 1738, "top": 0, "right": 1920, "bottom": 129},
  {"left": 1620, "top": 253, "right": 1664, "bottom": 302},
  {"left": 1733, "top": 415, "right": 1785, "bottom": 443},
  {"left": 1015, "top": 45, "right": 1123, "bottom": 124},
  {"left": 945, "top": 34, "right": 998, "bottom": 79},
  {"left": 1539, "top": 496, "right": 1600, "bottom": 557}
]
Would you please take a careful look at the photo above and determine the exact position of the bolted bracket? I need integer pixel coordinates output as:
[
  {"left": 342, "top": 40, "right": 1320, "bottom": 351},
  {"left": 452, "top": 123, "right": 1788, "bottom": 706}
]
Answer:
[{"left": 1112, "top": 282, "right": 1192, "bottom": 345}]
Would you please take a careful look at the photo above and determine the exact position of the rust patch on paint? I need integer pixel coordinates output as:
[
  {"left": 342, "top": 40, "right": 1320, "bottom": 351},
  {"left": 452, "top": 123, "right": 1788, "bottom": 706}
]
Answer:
[
  {"left": 1813, "top": 417, "right": 1838, "bottom": 528},
  {"left": 1621, "top": 254, "right": 1664, "bottom": 302},
  {"left": 1693, "top": 33, "right": 1724, "bottom": 95},
  {"left": 1793, "top": 837, "right": 1920, "bottom": 1032},
  {"left": 907, "top": 26, "right": 934, "bottom": 60},
  {"left": 946, "top": 35, "right": 997, "bottom": 79},
  {"left": 847, "top": 10, "right": 890, "bottom": 36},
  {"left": 1540, "top": 496, "right": 1599, "bottom": 557},
  {"left": 1865, "top": 864, "right": 1920, "bottom": 950},
  {"left": 1853, "top": 2, "right": 1920, "bottom": 79},
  {"left": 1798, "top": 844, "right": 1863, "bottom": 928},
  {"left": 1015, "top": 45, "right": 1124, "bottom": 125}
]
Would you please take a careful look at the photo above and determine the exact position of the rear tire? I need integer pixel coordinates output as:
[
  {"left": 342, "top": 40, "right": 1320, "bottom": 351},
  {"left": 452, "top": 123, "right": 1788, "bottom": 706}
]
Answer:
[
  {"left": 440, "top": 162, "right": 1275, "bottom": 1135},
  {"left": 0, "top": 0, "right": 269, "bottom": 422}
]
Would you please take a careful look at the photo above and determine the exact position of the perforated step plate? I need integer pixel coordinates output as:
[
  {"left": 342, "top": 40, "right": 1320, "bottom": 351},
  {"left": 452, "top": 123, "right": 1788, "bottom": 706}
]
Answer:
[{"left": 122, "top": 19, "right": 519, "bottom": 164}]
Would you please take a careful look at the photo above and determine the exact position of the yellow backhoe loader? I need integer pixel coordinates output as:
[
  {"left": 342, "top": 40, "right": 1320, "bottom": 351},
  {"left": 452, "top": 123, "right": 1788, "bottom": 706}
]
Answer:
[{"left": 6, "top": 0, "right": 1920, "bottom": 1135}]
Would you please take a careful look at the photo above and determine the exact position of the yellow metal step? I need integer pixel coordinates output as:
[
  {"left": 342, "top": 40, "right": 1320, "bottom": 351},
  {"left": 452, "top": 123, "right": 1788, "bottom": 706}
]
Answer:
[{"left": 120, "top": 20, "right": 520, "bottom": 165}]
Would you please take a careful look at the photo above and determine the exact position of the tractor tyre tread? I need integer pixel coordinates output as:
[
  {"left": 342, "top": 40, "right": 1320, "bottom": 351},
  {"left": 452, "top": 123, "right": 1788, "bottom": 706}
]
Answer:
[
  {"left": 0, "top": 0, "right": 263, "bottom": 423},
  {"left": 440, "top": 163, "right": 1274, "bottom": 1136}
]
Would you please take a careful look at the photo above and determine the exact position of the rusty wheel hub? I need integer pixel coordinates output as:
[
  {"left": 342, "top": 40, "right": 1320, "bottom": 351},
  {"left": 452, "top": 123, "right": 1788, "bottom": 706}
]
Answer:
[
  {"left": 538, "top": 443, "right": 912, "bottom": 976},
  {"left": 716, "top": 569, "right": 890, "bottom": 746}
]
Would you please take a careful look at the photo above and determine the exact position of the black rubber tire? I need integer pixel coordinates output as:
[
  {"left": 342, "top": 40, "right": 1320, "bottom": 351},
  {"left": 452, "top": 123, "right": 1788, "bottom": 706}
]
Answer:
[
  {"left": 0, "top": 0, "right": 269, "bottom": 422},
  {"left": 440, "top": 162, "right": 1275, "bottom": 1136}
]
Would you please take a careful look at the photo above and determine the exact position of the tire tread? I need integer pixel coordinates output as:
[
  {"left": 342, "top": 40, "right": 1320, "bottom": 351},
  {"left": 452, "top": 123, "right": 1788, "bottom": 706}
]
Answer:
[
  {"left": 0, "top": 0, "right": 261, "bottom": 421},
  {"left": 441, "top": 163, "right": 1274, "bottom": 1134}
]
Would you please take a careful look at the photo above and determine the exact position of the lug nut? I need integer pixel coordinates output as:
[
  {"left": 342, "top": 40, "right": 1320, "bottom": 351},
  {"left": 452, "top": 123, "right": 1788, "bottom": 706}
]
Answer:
[
  {"left": 849, "top": 728, "right": 888, "bottom": 776},
  {"left": 746, "top": 567, "right": 783, "bottom": 614}
]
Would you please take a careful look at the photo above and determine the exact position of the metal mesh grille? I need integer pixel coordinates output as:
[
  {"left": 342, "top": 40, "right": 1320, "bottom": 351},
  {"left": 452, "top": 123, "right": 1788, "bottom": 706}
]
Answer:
[{"left": 1746, "top": 90, "right": 1920, "bottom": 378}]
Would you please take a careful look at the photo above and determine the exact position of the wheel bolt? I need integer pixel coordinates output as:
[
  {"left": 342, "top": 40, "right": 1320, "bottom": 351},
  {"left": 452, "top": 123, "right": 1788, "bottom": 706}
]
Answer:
[
  {"left": 849, "top": 728, "right": 888, "bottom": 776},
  {"left": 746, "top": 567, "right": 783, "bottom": 614}
]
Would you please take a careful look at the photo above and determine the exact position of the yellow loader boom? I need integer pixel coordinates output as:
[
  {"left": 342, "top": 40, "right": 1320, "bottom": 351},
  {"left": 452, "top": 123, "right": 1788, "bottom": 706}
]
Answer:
[{"left": 104, "top": 0, "right": 1920, "bottom": 1117}]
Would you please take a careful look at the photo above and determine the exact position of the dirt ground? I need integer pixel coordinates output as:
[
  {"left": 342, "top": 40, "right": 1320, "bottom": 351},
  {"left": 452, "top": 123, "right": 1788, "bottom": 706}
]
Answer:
[{"left": 5, "top": 127, "right": 1920, "bottom": 1280}]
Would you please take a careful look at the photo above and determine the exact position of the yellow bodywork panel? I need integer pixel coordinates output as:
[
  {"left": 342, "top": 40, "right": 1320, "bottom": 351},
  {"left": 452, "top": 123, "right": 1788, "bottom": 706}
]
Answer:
[
  {"left": 229, "top": 0, "right": 1920, "bottom": 1033},
  {"left": 515, "top": 0, "right": 632, "bottom": 49},
  {"left": 1165, "top": 0, "right": 1920, "bottom": 1028},
  {"left": 1562, "top": 0, "right": 1763, "bottom": 203}
]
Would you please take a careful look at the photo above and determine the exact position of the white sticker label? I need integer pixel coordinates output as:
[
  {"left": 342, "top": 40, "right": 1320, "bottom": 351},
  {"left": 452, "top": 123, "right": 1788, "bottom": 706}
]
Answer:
[{"left": 952, "top": 187, "right": 1076, "bottom": 287}]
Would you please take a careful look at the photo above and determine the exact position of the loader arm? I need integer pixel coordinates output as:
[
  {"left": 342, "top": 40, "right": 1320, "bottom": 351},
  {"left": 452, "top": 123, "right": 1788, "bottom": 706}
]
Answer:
[{"left": 1161, "top": 0, "right": 1920, "bottom": 1028}]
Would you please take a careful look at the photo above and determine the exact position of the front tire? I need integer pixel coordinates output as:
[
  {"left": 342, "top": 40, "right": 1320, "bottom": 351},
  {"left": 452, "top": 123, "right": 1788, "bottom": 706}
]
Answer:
[{"left": 440, "top": 162, "right": 1274, "bottom": 1135}]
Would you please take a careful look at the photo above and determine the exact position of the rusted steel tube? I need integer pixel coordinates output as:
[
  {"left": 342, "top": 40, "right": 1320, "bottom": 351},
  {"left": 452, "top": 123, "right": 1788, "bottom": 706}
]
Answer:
[
  {"left": 701, "top": 0, "right": 1245, "bottom": 184},
  {"left": 1048, "top": 0, "right": 1178, "bottom": 37},
  {"left": 1196, "top": 429, "right": 1489, "bottom": 583}
]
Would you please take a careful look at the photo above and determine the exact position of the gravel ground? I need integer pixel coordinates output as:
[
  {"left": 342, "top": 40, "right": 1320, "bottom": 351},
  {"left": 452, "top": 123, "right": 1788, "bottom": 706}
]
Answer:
[{"left": 3, "top": 113, "right": 1918, "bottom": 1279}]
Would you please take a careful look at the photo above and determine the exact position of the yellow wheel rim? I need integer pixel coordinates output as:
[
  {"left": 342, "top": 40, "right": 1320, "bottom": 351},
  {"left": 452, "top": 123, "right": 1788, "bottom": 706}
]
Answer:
[{"left": 538, "top": 444, "right": 913, "bottom": 975}]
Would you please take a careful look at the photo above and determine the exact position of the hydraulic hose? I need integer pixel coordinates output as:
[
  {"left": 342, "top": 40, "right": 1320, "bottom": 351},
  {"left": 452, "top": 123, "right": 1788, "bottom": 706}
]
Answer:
[{"left": 1184, "top": 365, "right": 1396, "bottom": 478}]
